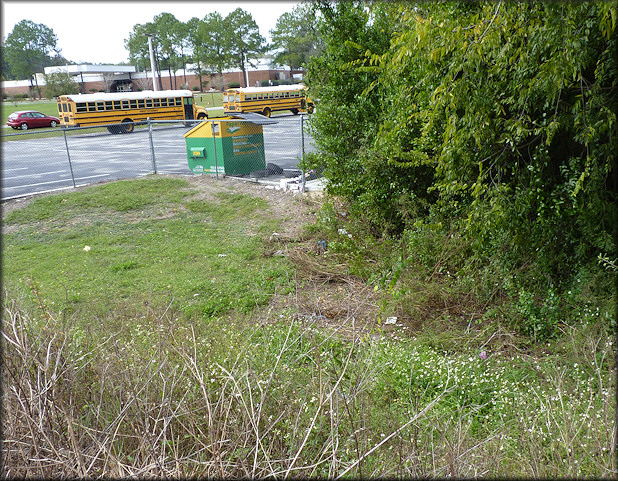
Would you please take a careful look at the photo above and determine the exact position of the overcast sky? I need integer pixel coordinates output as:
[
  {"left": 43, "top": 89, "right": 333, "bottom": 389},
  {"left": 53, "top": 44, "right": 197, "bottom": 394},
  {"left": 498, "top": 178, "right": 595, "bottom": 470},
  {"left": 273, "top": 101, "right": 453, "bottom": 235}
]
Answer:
[{"left": 1, "top": 1, "right": 301, "bottom": 65}]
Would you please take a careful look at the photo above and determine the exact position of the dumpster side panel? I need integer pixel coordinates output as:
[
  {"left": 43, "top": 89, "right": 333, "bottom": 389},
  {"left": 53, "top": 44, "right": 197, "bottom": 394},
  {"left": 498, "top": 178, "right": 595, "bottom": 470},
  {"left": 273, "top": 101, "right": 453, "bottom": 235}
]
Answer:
[
  {"left": 185, "top": 120, "right": 266, "bottom": 176},
  {"left": 219, "top": 121, "right": 266, "bottom": 176}
]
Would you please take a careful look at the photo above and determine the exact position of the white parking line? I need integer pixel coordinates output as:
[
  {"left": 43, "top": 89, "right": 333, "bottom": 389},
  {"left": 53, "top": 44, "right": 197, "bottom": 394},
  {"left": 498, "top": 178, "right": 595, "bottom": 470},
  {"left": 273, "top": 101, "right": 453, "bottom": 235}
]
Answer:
[
  {"left": 3, "top": 169, "right": 71, "bottom": 180},
  {"left": 5, "top": 174, "right": 110, "bottom": 189}
]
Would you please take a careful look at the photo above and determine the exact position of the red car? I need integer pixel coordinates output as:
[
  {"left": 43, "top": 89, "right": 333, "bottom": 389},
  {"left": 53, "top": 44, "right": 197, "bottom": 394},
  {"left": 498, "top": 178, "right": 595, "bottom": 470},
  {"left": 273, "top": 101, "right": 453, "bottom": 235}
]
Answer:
[{"left": 7, "top": 111, "right": 60, "bottom": 130}]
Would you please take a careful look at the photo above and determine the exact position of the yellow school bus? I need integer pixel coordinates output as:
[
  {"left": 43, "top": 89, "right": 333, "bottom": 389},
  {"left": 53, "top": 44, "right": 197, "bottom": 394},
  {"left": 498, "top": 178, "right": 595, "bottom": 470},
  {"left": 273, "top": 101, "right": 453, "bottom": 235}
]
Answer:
[
  {"left": 223, "top": 84, "right": 314, "bottom": 117},
  {"left": 56, "top": 90, "right": 209, "bottom": 133}
]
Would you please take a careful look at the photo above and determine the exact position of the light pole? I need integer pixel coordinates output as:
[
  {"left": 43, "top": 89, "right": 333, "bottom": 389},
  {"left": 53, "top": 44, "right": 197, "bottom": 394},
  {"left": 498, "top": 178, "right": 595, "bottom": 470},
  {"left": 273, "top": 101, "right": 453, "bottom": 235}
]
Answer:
[
  {"left": 147, "top": 34, "right": 158, "bottom": 91},
  {"left": 244, "top": 52, "right": 249, "bottom": 88}
]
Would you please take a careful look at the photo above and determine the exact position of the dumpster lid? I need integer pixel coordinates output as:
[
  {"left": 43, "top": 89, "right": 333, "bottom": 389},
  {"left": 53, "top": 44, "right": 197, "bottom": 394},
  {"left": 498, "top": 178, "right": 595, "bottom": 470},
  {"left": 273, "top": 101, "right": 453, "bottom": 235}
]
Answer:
[{"left": 228, "top": 112, "right": 279, "bottom": 125}]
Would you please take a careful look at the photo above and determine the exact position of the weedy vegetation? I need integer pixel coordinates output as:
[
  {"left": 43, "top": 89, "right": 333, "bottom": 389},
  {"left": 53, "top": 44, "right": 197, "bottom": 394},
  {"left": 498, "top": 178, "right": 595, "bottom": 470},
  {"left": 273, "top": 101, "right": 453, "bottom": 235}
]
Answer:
[{"left": 2, "top": 176, "right": 615, "bottom": 477}]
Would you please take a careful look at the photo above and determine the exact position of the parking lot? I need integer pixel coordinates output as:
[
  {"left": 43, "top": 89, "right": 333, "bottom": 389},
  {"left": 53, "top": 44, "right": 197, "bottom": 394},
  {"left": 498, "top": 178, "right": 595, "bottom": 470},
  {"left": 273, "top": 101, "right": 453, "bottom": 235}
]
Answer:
[{"left": 1, "top": 115, "right": 315, "bottom": 200}]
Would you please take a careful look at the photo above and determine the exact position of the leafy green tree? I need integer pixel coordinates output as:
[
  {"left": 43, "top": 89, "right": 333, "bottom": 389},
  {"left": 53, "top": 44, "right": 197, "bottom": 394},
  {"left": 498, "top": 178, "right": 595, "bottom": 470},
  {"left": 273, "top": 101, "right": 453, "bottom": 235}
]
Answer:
[
  {"left": 270, "top": 4, "right": 324, "bottom": 76},
  {"left": 125, "top": 22, "right": 161, "bottom": 88},
  {"left": 198, "top": 12, "right": 232, "bottom": 86},
  {"left": 44, "top": 71, "right": 80, "bottom": 98},
  {"left": 308, "top": 1, "right": 616, "bottom": 304},
  {"left": 225, "top": 8, "right": 266, "bottom": 87},
  {"left": 153, "top": 13, "right": 182, "bottom": 88},
  {"left": 186, "top": 17, "right": 207, "bottom": 90},
  {"left": 304, "top": 1, "right": 402, "bottom": 226},
  {"left": 376, "top": 2, "right": 614, "bottom": 284},
  {"left": 173, "top": 19, "right": 190, "bottom": 87},
  {"left": 3, "top": 20, "right": 66, "bottom": 96}
]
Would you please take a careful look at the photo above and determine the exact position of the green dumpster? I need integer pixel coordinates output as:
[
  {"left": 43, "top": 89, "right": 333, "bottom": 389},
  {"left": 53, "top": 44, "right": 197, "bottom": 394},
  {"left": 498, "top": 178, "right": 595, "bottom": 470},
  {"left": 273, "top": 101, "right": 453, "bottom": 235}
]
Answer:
[{"left": 184, "top": 117, "right": 267, "bottom": 176}]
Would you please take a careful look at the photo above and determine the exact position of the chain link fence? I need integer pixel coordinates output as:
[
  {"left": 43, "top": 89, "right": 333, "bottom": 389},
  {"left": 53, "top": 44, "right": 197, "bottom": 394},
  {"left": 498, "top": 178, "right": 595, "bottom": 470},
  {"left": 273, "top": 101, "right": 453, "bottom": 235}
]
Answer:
[{"left": 1, "top": 115, "right": 317, "bottom": 201}]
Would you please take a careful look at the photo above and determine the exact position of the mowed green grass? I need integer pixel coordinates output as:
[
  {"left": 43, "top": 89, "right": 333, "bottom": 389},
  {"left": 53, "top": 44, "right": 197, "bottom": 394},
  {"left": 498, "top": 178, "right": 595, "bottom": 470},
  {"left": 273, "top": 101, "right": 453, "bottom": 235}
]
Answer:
[
  {"left": 2, "top": 176, "right": 294, "bottom": 321},
  {"left": 1, "top": 99, "right": 60, "bottom": 125}
]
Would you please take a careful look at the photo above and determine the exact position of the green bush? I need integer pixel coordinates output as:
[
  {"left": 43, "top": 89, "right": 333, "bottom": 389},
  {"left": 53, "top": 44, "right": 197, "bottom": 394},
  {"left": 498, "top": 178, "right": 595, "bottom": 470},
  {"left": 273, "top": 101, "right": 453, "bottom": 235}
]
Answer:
[
  {"left": 44, "top": 72, "right": 81, "bottom": 98},
  {"left": 228, "top": 82, "right": 241, "bottom": 88},
  {"left": 305, "top": 1, "right": 616, "bottom": 337}
]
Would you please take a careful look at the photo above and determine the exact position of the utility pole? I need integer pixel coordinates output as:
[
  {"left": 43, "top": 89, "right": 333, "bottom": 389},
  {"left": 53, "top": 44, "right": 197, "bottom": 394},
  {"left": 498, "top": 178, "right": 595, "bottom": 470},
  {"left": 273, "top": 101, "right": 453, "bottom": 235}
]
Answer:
[
  {"left": 244, "top": 52, "right": 249, "bottom": 88},
  {"left": 147, "top": 34, "right": 158, "bottom": 91}
]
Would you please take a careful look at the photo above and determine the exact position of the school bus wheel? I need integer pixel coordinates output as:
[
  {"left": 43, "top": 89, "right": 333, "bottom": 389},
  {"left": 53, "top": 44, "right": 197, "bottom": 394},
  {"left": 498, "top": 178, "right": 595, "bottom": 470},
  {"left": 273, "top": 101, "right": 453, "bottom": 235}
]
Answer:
[
  {"left": 197, "top": 112, "right": 207, "bottom": 120},
  {"left": 307, "top": 105, "right": 315, "bottom": 114},
  {"left": 291, "top": 109, "right": 299, "bottom": 115},
  {"left": 262, "top": 107, "right": 271, "bottom": 117},
  {"left": 121, "top": 119, "right": 134, "bottom": 133}
]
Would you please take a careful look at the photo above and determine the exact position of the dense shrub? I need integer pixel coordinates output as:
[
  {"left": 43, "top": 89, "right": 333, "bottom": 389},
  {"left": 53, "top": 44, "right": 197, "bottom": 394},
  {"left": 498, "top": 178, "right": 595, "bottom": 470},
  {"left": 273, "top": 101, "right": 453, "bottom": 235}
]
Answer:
[{"left": 304, "top": 1, "right": 616, "bottom": 334}]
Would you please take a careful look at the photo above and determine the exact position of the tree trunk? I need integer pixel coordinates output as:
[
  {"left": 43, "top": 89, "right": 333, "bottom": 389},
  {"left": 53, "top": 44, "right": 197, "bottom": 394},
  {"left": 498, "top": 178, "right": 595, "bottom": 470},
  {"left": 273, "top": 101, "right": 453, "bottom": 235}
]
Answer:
[
  {"left": 181, "top": 49, "right": 187, "bottom": 86},
  {"left": 33, "top": 75, "right": 41, "bottom": 99},
  {"left": 197, "top": 62, "right": 203, "bottom": 92},
  {"left": 155, "top": 51, "right": 163, "bottom": 90}
]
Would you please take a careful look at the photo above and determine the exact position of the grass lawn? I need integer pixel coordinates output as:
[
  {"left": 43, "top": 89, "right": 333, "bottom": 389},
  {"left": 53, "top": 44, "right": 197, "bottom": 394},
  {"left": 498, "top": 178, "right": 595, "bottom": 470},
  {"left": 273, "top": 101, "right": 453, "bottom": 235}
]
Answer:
[
  {"left": 1, "top": 99, "right": 60, "bottom": 125},
  {"left": 2, "top": 176, "right": 615, "bottom": 478}
]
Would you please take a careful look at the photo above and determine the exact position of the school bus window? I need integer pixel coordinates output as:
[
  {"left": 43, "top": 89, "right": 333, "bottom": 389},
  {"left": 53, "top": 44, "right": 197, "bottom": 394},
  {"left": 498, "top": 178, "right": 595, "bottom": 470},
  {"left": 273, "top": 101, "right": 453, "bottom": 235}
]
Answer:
[
  {"left": 154, "top": 99, "right": 160, "bottom": 107},
  {"left": 145, "top": 99, "right": 152, "bottom": 108},
  {"left": 67, "top": 103, "right": 72, "bottom": 112},
  {"left": 87, "top": 102, "right": 96, "bottom": 112},
  {"left": 97, "top": 102, "right": 105, "bottom": 111},
  {"left": 122, "top": 100, "right": 129, "bottom": 109},
  {"left": 130, "top": 100, "right": 137, "bottom": 109},
  {"left": 113, "top": 101, "right": 121, "bottom": 109},
  {"left": 105, "top": 101, "right": 113, "bottom": 110},
  {"left": 175, "top": 98, "right": 182, "bottom": 106},
  {"left": 76, "top": 103, "right": 87, "bottom": 113},
  {"left": 285, "top": 92, "right": 290, "bottom": 98},
  {"left": 184, "top": 97, "right": 192, "bottom": 105},
  {"left": 137, "top": 100, "right": 145, "bottom": 109}
]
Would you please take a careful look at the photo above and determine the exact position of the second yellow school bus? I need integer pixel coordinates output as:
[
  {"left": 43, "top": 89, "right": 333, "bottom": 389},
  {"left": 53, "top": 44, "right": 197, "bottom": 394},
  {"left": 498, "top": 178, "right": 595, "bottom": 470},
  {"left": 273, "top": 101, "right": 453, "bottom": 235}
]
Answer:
[
  {"left": 223, "top": 84, "right": 314, "bottom": 117},
  {"left": 56, "top": 90, "right": 209, "bottom": 133}
]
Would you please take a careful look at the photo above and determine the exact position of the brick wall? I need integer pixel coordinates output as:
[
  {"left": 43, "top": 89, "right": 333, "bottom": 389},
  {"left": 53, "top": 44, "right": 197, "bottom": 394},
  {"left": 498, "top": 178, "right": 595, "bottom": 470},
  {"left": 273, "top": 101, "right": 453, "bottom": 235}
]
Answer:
[{"left": 2, "top": 68, "right": 306, "bottom": 99}]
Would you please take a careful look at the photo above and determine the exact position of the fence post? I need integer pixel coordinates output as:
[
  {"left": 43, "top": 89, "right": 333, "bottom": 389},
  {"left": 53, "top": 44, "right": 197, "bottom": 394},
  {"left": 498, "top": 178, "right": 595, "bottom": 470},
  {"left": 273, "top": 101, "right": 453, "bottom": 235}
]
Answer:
[
  {"left": 211, "top": 120, "right": 219, "bottom": 180},
  {"left": 62, "top": 128, "right": 76, "bottom": 188},
  {"left": 147, "top": 118, "right": 157, "bottom": 174},
  {"left": 301, "top": 114, "right": 306, "bottom": 193}
]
